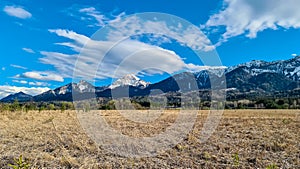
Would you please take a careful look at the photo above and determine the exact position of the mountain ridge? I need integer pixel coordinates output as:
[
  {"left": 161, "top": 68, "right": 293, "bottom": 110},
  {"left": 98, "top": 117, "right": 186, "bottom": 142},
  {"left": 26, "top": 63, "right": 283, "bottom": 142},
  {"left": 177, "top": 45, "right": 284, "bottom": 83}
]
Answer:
[
  {"left": 1, "top": 91, "right": 33, "bottom": 102},
  {"left": 1, "top": 56, "right": 300, "bottom": 102}
]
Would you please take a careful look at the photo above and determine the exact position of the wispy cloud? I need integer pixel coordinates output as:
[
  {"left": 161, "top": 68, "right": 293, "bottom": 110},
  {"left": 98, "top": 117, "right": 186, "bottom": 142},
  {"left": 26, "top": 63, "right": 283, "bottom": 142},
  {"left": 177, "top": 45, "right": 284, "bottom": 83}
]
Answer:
[
  {"left": 41, "top": 10, "right": 222, "bottom": 81},
  {"left": 12, "top": 80, "right": 28, "bottom": 84},
  {"left": 291, "top": 54, "right": 298, "bottom": 57},
  {"left": 22, "top": 47, "right": 35, "bottom": 53},
  {"left": 185, "top": 64, "right": 227, "bottom": 72},
  {"left": 48, "top": 29, "right": 89, "bottom": 45},
  {"left": 42, "top": 28, "right": 215, "bottom": 80},
  {"left": 77, "top": 7, "right": 126, "bottom": 28},
  {"left": 39, "top": 51, "right": 77, "bottom": 78},
  {"left": 106, "top": 15, "right": 213, "bottom": 51},
  {"left": 69, "top": 7, "right": 215, "bottom": 51},
  {"left": 12, "top": 80, "right": 49, "bottom": 86},
  {"left": 205, "top": 0, "right": 300, "bottom": 43},
  {"left": 28, "top": 81, "right": 50, "bottom": 86},
  {"left": 79, "top": 7, "right": 108, "bottom": 27},
  {"left": 0, "top": 85, "right": 50, "bottom": 99},
  {"left": 78, "top": 9, "right": 214, "bottom": 51},
  {"left": 16, "top": 71, "right": 64, "bottom": 82},
  {"left": 3, "top": 5, "right": 32, "bottom": 19},
  {"left": 10, "top": 64, "right": 27, "bottom": 70}
]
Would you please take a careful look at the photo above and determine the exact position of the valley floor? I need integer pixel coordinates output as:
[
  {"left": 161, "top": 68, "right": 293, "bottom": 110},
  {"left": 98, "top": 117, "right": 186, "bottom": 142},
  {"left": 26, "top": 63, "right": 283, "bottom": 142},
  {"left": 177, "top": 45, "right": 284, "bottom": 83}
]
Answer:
[{"left": 0, "top": 110, "right": 299, "bottom": 168}]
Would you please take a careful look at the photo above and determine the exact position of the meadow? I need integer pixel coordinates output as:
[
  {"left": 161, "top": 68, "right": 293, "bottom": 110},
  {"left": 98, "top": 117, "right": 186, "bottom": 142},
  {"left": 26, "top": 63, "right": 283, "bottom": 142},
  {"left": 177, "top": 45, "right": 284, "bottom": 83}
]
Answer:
[{"left": 0, "top": 109, "right": 299, "bottom": 168}]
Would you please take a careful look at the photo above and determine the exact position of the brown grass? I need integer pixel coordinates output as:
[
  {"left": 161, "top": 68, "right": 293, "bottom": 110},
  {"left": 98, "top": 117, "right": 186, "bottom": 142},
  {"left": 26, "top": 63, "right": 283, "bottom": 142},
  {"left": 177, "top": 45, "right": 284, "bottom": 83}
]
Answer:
[{"left": 0, "top": 109, "right": 299, "bottom": 168}]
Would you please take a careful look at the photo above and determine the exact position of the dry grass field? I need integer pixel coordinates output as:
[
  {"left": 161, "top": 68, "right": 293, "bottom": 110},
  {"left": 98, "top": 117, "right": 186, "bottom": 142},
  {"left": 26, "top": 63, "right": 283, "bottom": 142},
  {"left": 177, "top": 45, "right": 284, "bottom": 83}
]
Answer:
[{"left": 0, "top": 109, "right": 299, "bottom": 168}]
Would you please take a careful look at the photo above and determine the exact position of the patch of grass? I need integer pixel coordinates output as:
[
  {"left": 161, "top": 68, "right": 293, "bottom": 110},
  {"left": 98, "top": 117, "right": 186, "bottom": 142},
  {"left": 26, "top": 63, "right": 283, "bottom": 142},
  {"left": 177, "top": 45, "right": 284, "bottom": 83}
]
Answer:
[
  {"left": 266, "top": 163, "right": 278, "bottom": 169},
  {"left": 232, "top": 153, "right": 240, "bottom": 166},
  {"left": 8, "top": 155, "right": 30, "bottom": 169},
  {"left": 203, "top": 151, "right": 211, "bottom": 161},
  {"left": 282, "top": 118, "right": 291, "bottom": 124},
  {"left": 175, "top": 144, "right": 185, "bottom": 151},
  {"left": 43, "top": 116, "right": 54, "bottom": 124}
]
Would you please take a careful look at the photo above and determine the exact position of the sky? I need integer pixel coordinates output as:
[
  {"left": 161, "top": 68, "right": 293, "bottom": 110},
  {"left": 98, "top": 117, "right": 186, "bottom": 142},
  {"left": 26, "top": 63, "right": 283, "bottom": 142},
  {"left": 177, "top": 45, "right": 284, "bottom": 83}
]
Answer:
[{"left": 0, "top": 0, "right": 300, "bottom": 98}]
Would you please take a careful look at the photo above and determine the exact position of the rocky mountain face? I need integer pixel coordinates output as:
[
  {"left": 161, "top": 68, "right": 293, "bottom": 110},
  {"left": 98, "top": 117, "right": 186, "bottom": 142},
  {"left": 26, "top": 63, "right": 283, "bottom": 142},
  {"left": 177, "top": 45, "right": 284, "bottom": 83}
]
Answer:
[
  {"left": 107, "top": 56, "right": 300, "bottom": 98},
  {"left": 225, "top": 56, "right": 300, "bottom": 92},
  {"left": 2, "top": 56, "right": 300, "bottom": 102},
  {"left": 227, "top": 56, "right": 300, "bottom": 81}
]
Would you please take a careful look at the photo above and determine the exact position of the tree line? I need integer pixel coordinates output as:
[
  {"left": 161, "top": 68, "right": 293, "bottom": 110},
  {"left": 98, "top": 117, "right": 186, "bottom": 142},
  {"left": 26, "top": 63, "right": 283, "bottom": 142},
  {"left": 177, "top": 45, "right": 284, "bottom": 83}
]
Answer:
[
  {"left": 1, "top": 97, "right": 299, "bottom": 112},
  {"left": 0, "top": 99, "right": 74, "bottom": 112}
]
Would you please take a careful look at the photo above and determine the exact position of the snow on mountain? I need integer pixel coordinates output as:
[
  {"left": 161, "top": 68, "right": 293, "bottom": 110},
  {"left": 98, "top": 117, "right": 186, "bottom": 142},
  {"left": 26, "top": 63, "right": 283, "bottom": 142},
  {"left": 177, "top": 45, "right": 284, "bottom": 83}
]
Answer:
[
  {"left": 188, "top": 66, "right": 227, "bottom": 77},
  {"left": 109, "top": 74, "right": 150, "bottom": 89},
  {"left": 31, "top": 80, "right": 96, "bottom": 101},
  {"left": 191, "top": 66, "right": 227, "bottom": 87},
  {"left": 57, "top": 84, "right": 72, "bottom": 95},
  {"left": 226, "top": 56, "right": 300, "bottom": 80},
  {"left": 53, "top": 80, "right": 96, "bottom": 95},
  {"left": 76, "top": 80, "right": 95, "bottom": 93},
  {"left": 78, "top": 81, "right": 88, "bottom": 91},
  {"left": 6, "top": 55, "right": 300, "bottom": 102},
  {"left": 226, "top": 60, "right": 268, "bottom": 73}
]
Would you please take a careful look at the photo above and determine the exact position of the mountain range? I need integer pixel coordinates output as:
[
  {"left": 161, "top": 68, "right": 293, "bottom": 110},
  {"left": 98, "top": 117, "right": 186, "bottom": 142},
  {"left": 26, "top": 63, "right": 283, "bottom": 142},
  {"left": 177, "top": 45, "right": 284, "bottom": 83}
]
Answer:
[{"left": 2, "top": 56, "right": 300, "bottom": 102}]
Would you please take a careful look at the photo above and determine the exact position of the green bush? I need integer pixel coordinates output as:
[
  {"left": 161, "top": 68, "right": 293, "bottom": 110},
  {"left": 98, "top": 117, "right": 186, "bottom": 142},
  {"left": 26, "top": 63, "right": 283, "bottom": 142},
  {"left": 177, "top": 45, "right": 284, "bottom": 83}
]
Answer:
[{"left": 8, "top": 155, "right": 30, "bottom": 169}]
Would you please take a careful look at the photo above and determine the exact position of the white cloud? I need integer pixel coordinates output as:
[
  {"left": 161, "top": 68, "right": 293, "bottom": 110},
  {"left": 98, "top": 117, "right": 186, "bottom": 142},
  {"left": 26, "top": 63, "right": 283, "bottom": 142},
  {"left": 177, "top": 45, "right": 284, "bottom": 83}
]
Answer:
[
  {"left": 106, "top": 15, "right": 213, "bottom": 51},
  {"left": 205, "top": 0, "right": 300, "bottom": 42},
  {"left": 79, "top": 7, "right": 108, "bottom": 27},
  {"left": 43, "top": 11, "right": 223, "bottom": 80},
  {"left": 22, "top": 47, "right": 35, "bottom": 53},
  {"left": 12, "top": 80, "right": 49, "bottom": 86},
  {"left": 79, "top": 7, "right": 96, "bottom": 13},
  {"left": 39, "top": 51, "right": 77, "bottom": 78},
  {"left": 102, "top": 40, "right": 188, "bottom": 77},
  {"left": 0, "top": 85, "right": 50, "bottom": 99},
  {"left": 291, "top": 54, "right": 298, "bottom": 57},
  {"left": 3, "top": 5, "right": 32, "bottom": 19},
  {"left": 2, "top": 67, "right": 5, "bottom": 71},
  {"left": 185, "top": 64, "right": 227, "bottom": 72},
  {"left": 17, "top": 71, "right": 64, "bottom": 82},
  {"left": 43, "top": 28, "right": 217, "bottom": 80},
  {"left": 48, "top": 29, "right": 89, "bottom": 45},
  {"left": 12, "top": 80, "right": 28, "bottom": 84},
  {"left": 77, "top": 9, "right": 214, "bottom": 51},
  {"left": 78, "top": 7, "right": 126, "bottom": 27},
  {"left": 10, "top": 64, "right": 27, "bottom": 70},
  {"left": 28, "top": 81, "right": 50, "bottom": 86}
]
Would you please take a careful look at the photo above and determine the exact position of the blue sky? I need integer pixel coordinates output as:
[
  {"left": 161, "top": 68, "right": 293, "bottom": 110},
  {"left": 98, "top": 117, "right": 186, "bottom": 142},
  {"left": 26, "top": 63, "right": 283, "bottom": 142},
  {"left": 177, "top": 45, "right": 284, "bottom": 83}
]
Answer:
[{"left": 0, "top": 0, "right": 300, "bottom": 98}]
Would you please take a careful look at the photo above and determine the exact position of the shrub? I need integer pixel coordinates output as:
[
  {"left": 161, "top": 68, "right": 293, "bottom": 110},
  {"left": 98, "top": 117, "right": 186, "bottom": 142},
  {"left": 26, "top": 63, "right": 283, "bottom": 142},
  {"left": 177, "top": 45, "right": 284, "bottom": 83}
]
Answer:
[{"left": 8, "top": 155, "right": 31, "bottom": 169}]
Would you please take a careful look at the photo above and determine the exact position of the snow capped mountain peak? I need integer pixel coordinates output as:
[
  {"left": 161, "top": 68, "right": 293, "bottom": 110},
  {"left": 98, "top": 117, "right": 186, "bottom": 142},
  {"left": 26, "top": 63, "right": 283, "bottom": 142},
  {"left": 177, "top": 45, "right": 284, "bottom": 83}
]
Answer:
[
  {"left": 78, "top": 80, "right": 87, "bottom": 84},
  {"left": 226, "top": 60, "right": 268, "bottom": 73},
  {"left": 77, "top": 80, "right": 94, "bottom": 92},
  {"left": 245, "top": 60, "right": 268, "bottom": 66},
  {"left": 123, "top": 74, "right": 140, "bottom": 81},
  {"left": 56, "top": 83, "right": 72, "bottom": 95},
  {"left": 109, "top": 74, "right": 150, "bottom": 89},
  {"left": 51, "top": 80, "right": 95, "bottom": 95}
]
